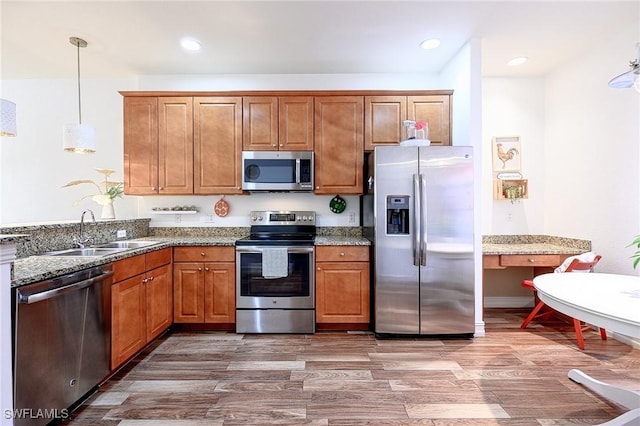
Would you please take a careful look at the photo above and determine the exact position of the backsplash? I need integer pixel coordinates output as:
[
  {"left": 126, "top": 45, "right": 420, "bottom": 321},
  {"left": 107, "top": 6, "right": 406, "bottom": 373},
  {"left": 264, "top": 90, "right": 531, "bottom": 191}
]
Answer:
[
  {"left": 0, "top": 219, "right": 150, "bottom": 258},
  {"left": 1, "top": 220, "right": 363, "bottom": 259}
]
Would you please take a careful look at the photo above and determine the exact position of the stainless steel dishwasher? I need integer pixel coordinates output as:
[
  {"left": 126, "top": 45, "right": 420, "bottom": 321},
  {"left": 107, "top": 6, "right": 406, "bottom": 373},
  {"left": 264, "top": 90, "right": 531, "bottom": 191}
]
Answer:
[{"left": 12, "top": 265, "right": 113, "bottom": 425}]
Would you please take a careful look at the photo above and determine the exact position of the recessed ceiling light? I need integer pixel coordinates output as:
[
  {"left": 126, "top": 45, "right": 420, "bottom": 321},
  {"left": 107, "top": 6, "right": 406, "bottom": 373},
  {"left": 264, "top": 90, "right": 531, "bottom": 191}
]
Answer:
[
  {"left": 419, "top": 39, "right": 441, "bottom": 50},
  {"left": 180, "top": 37, "right": 201, "bottom": 52},
  {"left": 507, "top": 56, "right": 528, "bottom": 66}
]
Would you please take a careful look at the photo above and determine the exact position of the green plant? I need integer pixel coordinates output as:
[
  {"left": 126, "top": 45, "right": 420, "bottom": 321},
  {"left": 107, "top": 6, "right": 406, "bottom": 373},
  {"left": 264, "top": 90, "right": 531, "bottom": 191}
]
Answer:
[
  {"left": 62, "top": 168, "right": 124, "bottom": 206},
  {"left": 629, "top": 235, "right": 640, "bottom": 269}
]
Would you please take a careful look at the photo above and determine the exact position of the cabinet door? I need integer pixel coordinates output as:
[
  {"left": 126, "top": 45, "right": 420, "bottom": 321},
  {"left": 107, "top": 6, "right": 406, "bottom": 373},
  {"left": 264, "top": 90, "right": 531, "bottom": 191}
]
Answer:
[
  {"left": 314, "top": 96, "right": 364, "bottom": 194},
  {"left": 173, "top": 262, "right": 205, "bottom": 323},
  {"left": 204, "top": 262, "right": 236, "bottom": 323},
  {"left": 407, "top": 95, "right": 451, "bottom": 146},
  {"left": 243, "top": 97, "right": 278, "bottom": 151},
  {"left": 194, "top": 97, "right": 243, "bottom": 194},
  {"left": 316, "top": 261, "right": 370, "bottom": 323},
  {"left": 158, "top": 97, "right": 194, "bottom": 194},
  {"left": 364, "top": 96, "right": 406, "bottom": 150},
  {"left": 146, "top": 263, "right": 172, "bottom": 341},
  {"left": 279, "top": 96, "right": 314, "bottom": 151},
  {"left": 111, "top": 275, "right": 146, "bottom": 369},
  {"left": 123, "top": 97, "right": 158, "bottom": 195}
]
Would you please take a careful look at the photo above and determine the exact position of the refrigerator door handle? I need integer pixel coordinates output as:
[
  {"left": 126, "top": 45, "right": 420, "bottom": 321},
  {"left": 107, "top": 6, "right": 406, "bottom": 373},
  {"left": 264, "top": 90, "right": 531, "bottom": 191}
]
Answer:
[
  {"left": 413, "top": 173, "right": 420, "bottom": 266},
  {"left": 419, "top": 173, "right": 427, "bottom": 266}
]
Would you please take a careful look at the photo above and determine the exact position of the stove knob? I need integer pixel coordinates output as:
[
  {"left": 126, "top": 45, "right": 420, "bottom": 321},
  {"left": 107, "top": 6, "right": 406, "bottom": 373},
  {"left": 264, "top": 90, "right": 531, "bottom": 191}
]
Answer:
[{"left": 258, "top": 216, "right": 263, "bottom": 222}]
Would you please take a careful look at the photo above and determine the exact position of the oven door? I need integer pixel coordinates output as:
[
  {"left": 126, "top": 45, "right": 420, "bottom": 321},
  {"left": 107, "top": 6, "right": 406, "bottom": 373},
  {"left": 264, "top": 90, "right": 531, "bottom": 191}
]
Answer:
[{"left": 236, "top": 245, "right": 314, "bottom": 309}]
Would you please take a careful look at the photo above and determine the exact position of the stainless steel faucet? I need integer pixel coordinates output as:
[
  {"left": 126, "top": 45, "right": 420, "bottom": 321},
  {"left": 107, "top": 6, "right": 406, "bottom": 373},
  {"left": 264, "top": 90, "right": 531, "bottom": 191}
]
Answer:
[{"left": 75, "top": 209, "right": 96, "bottom": 248}]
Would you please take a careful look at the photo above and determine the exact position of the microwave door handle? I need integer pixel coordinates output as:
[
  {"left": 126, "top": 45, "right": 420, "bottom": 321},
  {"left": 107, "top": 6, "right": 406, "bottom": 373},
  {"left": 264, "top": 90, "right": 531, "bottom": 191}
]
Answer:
[{"left": 295, "top": 158, "right": 301, "bottom": 185}]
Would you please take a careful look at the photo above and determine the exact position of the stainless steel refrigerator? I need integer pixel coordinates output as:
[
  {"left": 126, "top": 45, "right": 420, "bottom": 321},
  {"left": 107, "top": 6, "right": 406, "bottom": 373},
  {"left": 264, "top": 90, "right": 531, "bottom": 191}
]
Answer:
[{"left": 372, "top": 145, "right": 474, "bottom": 336}]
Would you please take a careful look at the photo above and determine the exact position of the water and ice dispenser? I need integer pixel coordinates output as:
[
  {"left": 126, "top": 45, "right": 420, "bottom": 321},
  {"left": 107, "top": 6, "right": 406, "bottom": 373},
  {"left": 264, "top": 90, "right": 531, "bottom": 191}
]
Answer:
[{"left": 386, "top": 195, "right": 410, "bottom": 235}]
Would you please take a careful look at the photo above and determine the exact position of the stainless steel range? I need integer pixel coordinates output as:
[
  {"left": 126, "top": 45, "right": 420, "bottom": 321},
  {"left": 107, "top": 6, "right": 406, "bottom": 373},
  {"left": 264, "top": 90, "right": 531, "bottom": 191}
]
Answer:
[{"left": 235, "top": 210, "right": 316, "bottom": 333}]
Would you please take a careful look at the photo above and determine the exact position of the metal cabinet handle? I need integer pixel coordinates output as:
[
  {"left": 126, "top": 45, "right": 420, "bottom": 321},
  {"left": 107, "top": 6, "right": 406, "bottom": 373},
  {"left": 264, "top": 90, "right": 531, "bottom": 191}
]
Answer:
[
  {"left": 198, "top": 267, "right": 202, "bottom": 271},
  {"left": 528, "top": 258, "right": 535, "bottom": 263},
  {"left": 205, "top": 267, "right": 210, "bottom": 272},
  {"left": 201, "top": 252, "right": 205, "bottom": 256}
]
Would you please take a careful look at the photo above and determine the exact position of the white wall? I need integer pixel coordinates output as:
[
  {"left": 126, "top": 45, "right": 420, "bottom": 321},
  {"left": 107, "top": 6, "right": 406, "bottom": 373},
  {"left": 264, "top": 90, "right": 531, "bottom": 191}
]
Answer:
[
  {"left": 0, "top": 78, "right": 139, "bottom": 223},
  {"left": 544, "top": 23, "right": 639, "bottom": 275},
  {"left": 482, "top": 77, "right": 546, "bottom": 234}
]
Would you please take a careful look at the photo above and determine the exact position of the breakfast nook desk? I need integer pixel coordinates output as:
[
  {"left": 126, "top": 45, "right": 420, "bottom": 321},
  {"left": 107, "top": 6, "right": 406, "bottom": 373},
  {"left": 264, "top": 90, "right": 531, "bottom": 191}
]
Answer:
[{"left": 534, "top": 273, "right": 640, "bottom": 426}]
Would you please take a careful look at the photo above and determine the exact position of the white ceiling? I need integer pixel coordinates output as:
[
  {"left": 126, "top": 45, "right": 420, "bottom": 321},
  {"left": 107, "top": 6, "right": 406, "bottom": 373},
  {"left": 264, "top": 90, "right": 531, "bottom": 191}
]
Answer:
[{"left": 1, "top": 1, "right": 638, "bottom": 80}]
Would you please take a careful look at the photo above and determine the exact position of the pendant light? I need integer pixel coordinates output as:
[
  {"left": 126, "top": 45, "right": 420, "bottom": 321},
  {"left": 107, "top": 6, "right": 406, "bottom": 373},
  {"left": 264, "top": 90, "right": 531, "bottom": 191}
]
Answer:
[
  {"left": 63, "top": 36, "right": 96, "bottom": 153},
  {"left": 0, "top": 99, "right": 17, "bottom": 137}
]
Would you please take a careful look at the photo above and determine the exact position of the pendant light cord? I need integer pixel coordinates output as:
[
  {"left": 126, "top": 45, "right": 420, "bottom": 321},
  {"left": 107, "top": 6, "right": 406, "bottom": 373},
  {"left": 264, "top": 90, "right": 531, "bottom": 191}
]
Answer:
[{"left": 75, "top": 39, "right": 82, "bottom": 124}]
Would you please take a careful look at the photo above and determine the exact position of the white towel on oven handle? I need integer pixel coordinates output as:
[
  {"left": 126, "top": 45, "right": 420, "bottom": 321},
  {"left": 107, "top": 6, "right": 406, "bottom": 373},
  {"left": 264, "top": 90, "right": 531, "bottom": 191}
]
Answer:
[{"left": 262, "top": 247, "right": 289, "bottom": 279}]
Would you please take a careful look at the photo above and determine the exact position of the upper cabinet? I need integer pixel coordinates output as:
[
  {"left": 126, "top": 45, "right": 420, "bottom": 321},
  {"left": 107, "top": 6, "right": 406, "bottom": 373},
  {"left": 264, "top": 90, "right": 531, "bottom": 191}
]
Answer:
[
  {"left": 123, "top": 95, "right": 242, "bottom": 195},
  {"left": 314, "top": 96, "right": 363, "bottom": 195},
  {"left": 243, "top": 96, "right": 313, "bottom": 151},
  {"left": 123, "top": 97, "right": 193, "bottom": 195},
  {"left": 121, "top": 90, "right": 452, "bottom": 197},
  {"left": 364, "top": 96, "right": 407, "bottom": 151},
  {"left": 407, "top": 95, "right": 451, "bottom": 146},
  {"left": 364, "top": 93, "right": 452, "bottom": 150},
  {"left": 194, "top": 97, "right": 243, "bottom": 194}
]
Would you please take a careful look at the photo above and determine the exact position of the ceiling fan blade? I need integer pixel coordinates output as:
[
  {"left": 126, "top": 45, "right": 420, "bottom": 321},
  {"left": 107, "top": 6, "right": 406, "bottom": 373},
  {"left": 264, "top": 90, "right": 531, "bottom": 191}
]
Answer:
[{"left": 608, "top": 68, "right": 639, "bottom": 88}]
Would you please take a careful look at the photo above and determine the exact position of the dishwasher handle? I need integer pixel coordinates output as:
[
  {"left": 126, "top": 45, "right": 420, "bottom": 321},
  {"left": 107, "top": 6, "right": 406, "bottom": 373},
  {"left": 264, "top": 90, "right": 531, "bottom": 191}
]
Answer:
[{"left": 18, "top": 270, "right": 114, "bottom": 304}]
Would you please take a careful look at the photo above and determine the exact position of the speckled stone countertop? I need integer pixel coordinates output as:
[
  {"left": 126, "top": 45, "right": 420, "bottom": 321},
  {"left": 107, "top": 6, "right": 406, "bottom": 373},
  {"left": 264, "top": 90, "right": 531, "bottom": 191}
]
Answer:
[
  {"left": 12, "top": 233, "right": 370, "bottom": 287},
  {"left": 482, "top": 235, "right": 591, "bottom": 255},
  {"left": 0, "top": 234, "right": 30, "bottom": 244}
]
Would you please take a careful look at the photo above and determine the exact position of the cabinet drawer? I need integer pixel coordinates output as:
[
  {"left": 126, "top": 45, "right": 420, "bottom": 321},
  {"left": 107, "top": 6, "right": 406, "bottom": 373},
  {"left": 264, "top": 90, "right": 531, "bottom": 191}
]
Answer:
[
  {"left": 174, "top": 246, "right": 235, "bottom": 262},
  {"left": 316, "top": 246, "right": 369, "bottom": 262},
  {"left": 146, "top": 247, "right": 172, "bottom": 270},
  {"left": 112, "top": 254, "right": 146, "bottom": 282},
  {"left": 499, "top": 254, "right": 562, "bottom": 267},
  {"left": 482, "top": 255, "right": 505, "bottom": 269}
]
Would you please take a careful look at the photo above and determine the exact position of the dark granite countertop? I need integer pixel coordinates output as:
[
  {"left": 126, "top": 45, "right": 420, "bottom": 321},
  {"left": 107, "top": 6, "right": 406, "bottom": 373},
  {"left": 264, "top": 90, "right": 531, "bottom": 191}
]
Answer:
[{"left": 12, "top": 235, "right": 370, "bottom": 287}]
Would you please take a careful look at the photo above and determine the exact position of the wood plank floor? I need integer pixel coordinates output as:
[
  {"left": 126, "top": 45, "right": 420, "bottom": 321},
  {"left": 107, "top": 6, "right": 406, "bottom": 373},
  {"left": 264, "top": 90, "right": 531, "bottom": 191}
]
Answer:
[{"left": 64, "top": 309, "right": 640, "bottom": 425}]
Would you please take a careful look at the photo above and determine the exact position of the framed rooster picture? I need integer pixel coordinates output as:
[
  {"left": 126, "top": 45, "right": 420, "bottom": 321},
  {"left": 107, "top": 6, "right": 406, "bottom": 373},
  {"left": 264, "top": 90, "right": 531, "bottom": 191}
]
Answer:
[{"left": 492, "top": 135, "right": 521, "bottom": 172}]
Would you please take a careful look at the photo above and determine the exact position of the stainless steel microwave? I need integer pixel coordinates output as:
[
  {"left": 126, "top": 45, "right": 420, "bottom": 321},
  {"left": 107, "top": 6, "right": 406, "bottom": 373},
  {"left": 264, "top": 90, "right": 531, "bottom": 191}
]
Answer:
[{"left": 241, "top": 151, "right": 314, "bottom": 191}]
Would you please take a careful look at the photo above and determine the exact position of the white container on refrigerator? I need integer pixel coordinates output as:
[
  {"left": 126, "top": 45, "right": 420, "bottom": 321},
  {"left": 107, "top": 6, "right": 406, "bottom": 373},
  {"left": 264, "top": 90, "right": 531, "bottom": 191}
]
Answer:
[{"left": 373, "top": 145, "right": 474, "bottom": 336}]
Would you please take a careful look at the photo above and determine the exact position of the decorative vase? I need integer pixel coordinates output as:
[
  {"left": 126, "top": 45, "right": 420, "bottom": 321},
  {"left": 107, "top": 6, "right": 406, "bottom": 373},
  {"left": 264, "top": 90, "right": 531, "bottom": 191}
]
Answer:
[{"left": 101, "top": 201, "right": 116, "bottom": 220}]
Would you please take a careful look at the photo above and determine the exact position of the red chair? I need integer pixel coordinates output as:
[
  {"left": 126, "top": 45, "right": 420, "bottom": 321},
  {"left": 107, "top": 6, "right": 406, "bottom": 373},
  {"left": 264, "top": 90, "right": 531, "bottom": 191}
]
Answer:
[{"left": 520, "top": 255, "right": 607, "bottom": 350}]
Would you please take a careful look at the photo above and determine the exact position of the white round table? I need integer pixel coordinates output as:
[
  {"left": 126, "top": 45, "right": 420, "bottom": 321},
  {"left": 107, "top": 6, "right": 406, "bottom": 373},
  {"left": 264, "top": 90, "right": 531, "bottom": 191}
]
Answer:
[{"left": 534, "top": 273, "right": 640, "bottom": 426}]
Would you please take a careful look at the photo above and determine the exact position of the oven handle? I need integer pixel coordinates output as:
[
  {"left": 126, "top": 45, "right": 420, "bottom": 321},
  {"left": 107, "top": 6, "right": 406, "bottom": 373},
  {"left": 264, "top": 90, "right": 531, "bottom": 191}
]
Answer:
[{"left": 235, "top": 246, "right": 315, "bottom": 254}]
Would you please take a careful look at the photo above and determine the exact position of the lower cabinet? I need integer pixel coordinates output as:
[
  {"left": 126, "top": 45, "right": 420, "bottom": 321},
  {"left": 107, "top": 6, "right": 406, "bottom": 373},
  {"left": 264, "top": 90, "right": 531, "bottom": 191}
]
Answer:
[
  {"left": 173, "top": 246, "right": 236, "bottom": 325},
  {"left": 315, "top": 246, "right": 370, "bottom": 326},
  {"left": 111, "top": 248, "right": 172, "bottom": 370}
]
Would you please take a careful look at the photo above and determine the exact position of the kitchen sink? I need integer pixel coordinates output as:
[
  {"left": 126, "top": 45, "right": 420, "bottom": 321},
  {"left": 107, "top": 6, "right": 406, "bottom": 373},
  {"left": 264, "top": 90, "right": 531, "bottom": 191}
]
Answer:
[
  {"left": 94, "top": 240, "right": 160, "bottom": 249},
  {"left": 44, "top": 247, "right": 126, "bottom": 257}
]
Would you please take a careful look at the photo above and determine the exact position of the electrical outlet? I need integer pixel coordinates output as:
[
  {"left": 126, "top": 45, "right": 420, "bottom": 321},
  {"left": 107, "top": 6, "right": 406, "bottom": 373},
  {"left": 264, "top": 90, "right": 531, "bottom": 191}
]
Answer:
[
  {"left": 506, "top": 212, "right": 513, "bottom": 222},
  {"left": 116, "top": 230, "right": 127, "bottom": 238},
  {"left": 348, "top": 212, "right": 356, "bottom": 224},
  {"left": 201, "top": 214, "right": 215, "bottom": 223}
]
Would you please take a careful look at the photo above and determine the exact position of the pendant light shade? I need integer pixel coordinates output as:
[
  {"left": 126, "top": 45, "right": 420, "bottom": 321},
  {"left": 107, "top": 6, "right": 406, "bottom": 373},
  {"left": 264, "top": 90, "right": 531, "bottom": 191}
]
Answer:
[
  {"left": 0, "top": 99, "right": 17, "bottom": 137},
  {"left": 608, "top": 42, "right": 640, "bottom": 93},
  {"left": 63, "top": 36, "right": 96, "bottom": 153},
  {"left": 63, "top": 123, "right": 96, "bottom": 153}
]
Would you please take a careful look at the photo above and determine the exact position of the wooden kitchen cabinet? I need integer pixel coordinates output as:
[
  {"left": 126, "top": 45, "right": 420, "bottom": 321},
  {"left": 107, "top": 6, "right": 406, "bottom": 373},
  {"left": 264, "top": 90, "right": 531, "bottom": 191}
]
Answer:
[
  {"left": 243, "top": 96, "right": 313, "bottom": 151},
  {"left": 173, "top": 246, "right": 236, "bottom": 325},
  {"left": 123, "top": 97, "right": 193, "bottom": 195},
  {"left": 364, "top": 95, "right": 407, "bottom": 150},
  {"left": 407, "top": 95, "right": 451, "bottom": 146},
  {"left": 111, "top": 248, "right": 172, "bottom": 369},
  {"left": 314, "top": 96, "right": 364, "bottom": 194},
  {"left": 315, "top": 246, "right": 370, "bottom": 326},
  {"left": 194, "top": 97, "right": 243, "bottom": 194},
  {"left": 364, "top": 93, "right": 452, "bottom": 150}
]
